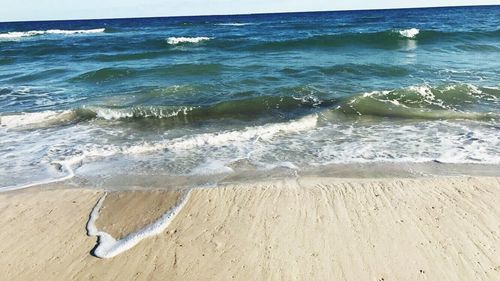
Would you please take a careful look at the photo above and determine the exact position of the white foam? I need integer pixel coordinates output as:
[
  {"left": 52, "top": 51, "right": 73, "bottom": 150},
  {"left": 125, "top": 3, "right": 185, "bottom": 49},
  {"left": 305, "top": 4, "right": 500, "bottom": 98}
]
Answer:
[
  {"left": 262, "top": 161, "right": 299, "bottom": 170},
  {"left": 190, "top": 160, "right": 234, "bottom": 175},
  {"left": 0, "top": 30, "right": 45, "bottom": 39},
  {"left": 0, "top": 28, "right": 105, "bottom": 39},
  {"left": 86, "top": 190, "right": 191, "bottom": 259},
  {"left": 42, "top": 115, "right": 317, "bottom": 185},
  {"left": 166, "top": 37, "right": 211, "bottom": 45},
  {"left": 398, "top": 28, "right": 420, "bottom": 39},
  {"left": 91, "top": 106, "right": 196, "bottom": 120},
  {"left": 0, "top": 110, "right": 74, "bottom": 128},
  {"left": 93, "top": 108, "right": 134, "bottom": 120},
  {"left": 292, "top": 95, "right": 322, "bottom": 106},
  {"left": 312, "top": 120, "right": 500, "bottom": 165},
  {"left": 69, "top": 114, "right": 318, "bottom": 159},
  {"left": 0, "top": 106, "right": 198, "bottom": 128},
  {"left": 408, "top": 85, "right": 449, "bottom": 109},
  {"left": 169, "top": 114, "right": 317, "bottom": 150},
  {"left": 0, "top": 160, "right": 75, "bottom": 192},
  {"left": 45, "top": 28, "right": 105, "bottom": 35},
  {"left": 359, "top": 85, "right": 452, "bottom": 110}
]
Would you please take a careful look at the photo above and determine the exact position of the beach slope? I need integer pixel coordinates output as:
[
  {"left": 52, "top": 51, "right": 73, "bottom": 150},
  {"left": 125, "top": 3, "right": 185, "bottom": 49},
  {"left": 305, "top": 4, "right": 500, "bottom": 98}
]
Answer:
[{"left": 0, "top": 176, "right": 499, "bottom": 280}]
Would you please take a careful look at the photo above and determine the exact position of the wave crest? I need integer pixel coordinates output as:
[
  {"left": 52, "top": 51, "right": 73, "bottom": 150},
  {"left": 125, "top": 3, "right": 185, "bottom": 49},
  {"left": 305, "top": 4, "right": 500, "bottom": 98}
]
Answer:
[
  {"left": 0, "top": 28, "right": 105, "bottom": 39},
  {"left": 248, "top": 29, "right": 500, "bottom": 51},
  {"left": 336, "top": 84, "right": 499, "bottom": 120},
  {"left": 0, "top": 95, "right": 326, "bottom": 129},
  {"left": 0, "top": 110, "right": 76, "bottom": 128},
  {"left": 166, "top": 37, "right": 211, "bottom": 45},
  {"left": 91, "top": 106, "right": 196, "bottom": 120},
  {"left": 2, "top": 84, "right": 497, "bottom": 129},
  {"left": 397, "top": 28, "right": 420, "bottom": 39}
]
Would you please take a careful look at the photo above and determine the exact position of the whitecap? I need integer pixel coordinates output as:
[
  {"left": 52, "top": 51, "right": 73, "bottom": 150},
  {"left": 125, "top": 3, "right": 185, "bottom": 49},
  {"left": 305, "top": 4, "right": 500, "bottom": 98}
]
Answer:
[
  {"left": 45, "top": 28, "right": 105, "bottom": 35},
  {"left": 91, "top": 106, "right": 196, "bottom": 120},
  {"left": 166, "top": 36, "right": 211, "bottom": 45},
  {"left": 0, "top": 28, "right": 105, "bottom": 39},
  {"left": 0, "top": 110, "right": 75, "bottom": 128},
  {"left": 398, "top": 28, "right": 420, "bottom": 39}
]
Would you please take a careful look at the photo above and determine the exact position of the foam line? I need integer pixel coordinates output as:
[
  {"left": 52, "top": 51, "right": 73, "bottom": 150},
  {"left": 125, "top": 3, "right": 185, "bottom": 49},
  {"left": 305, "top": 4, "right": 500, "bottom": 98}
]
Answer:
[
  {"left": 86, "top": 190, "right": 192, "bottom": 259},
  {"left": 0, "top": 116, "right": 316, "bottom": 191},
  {"left": 0, "top": 110, "right": 75, "bottom": 128},
  {"left": 0, "top": 161, "right": 75, "bottom": 192}
]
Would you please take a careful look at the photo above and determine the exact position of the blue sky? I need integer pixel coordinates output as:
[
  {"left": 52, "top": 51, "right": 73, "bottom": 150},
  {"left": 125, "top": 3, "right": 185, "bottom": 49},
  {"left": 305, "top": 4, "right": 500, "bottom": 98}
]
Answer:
[{"left": 1, "top": 0, "right": 499, "bottom": 22}]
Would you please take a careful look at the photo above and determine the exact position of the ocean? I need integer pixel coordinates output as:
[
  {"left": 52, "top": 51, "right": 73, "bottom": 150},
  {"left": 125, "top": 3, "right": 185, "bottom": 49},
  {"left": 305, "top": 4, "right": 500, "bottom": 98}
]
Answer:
[{"left": 0, "top": 6, "right": 499, "bottom": 190}]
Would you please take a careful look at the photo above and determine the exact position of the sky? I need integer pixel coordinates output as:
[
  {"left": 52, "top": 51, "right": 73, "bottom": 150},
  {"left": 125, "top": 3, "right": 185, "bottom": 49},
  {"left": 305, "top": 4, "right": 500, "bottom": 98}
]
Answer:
[{"left": 1, "top": 0, "right": 499, "bottom": 22}]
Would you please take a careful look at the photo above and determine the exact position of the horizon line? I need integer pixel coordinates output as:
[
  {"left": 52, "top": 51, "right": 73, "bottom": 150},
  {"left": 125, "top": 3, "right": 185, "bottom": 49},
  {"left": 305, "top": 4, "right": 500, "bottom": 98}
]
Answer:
[{"left": 0, "top": 4, "right": 498, "bottom": 24}]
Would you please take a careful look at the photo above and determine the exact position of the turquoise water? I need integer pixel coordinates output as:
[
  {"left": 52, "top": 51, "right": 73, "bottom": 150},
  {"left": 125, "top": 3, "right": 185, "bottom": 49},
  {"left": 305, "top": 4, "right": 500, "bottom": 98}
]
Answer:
[{"left": 0, "top": 6, "right": 499, "bottom": 189}]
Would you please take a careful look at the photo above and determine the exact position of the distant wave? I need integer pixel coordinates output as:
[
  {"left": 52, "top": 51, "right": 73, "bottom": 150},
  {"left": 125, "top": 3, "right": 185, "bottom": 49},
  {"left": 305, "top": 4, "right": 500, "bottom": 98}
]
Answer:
[
  {"left": 454, "top": 44, "right": 500, "bottom": 52},
  {"left": 397, "top": 28, "right": 420, "bottom": 39},
  {"left": 0, "top": 28, "right": 106, "bottom": 39},
  {"left": 72, "top": 63, "right": 224, "bottom": 83},
  {"left": 248, "top": 31, "right": 403, "bottom": 51},
  {"left": 248, "top": 29, "right": 500, "bottom": 51},
  {"left": 215, "top": 23, "right": 251, "bottom": 26},
  {"left": 166, "top": 36, "right": 211, "bottom": 45},
  {"left": 282, "top": 63, "right": 411, "bottom": 78}
]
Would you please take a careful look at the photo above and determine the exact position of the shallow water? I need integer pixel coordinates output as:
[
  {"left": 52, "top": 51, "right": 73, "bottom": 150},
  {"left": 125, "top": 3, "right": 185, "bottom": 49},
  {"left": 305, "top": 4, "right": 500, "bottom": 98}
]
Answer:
[{"left": 0, "top": 6, "right": 499, "bottom": 189}]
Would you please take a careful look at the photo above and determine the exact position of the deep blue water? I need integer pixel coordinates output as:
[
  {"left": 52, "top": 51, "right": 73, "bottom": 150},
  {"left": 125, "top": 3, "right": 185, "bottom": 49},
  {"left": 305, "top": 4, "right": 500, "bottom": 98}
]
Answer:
[{"left": 0, "top": 6, "right": 499, "bottom": 189}]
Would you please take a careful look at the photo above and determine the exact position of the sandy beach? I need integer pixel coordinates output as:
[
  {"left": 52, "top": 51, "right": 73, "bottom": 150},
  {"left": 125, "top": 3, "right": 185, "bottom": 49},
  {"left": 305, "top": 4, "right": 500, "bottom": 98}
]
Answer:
[{"left": 1, "top": 176, "right": 499, "bottom": 280}]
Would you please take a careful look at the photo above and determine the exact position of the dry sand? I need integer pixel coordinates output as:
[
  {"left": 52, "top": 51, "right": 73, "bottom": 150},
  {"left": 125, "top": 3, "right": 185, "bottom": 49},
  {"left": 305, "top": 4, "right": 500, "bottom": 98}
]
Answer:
[{"left": 0, "top": 176, "right": 499, "bottom": 280}]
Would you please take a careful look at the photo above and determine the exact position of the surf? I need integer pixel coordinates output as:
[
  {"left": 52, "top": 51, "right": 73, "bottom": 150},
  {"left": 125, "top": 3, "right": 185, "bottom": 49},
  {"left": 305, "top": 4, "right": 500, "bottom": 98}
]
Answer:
[
  {"left": 0, "top": 28, "right": 106, "bottom": 39},
  {"left": 166, "top": 36, "right": 211, "bottom": 45}
]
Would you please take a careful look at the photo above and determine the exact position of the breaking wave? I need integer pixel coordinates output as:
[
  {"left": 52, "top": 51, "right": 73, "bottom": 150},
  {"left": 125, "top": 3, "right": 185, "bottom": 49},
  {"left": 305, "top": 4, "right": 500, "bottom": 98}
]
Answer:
[
  {"left": 166, "top": 36, "right": 211, "bottom": 45},
  {"left": 335, "top": 84, "right": 499, "bottom": 121},
  {"left": 2, "top": 84, "right": 498, "bottom": 129},
  {"left": 0, "top": 110, "right": 80, "bottom": 129},
  {"left": 0, "top": 28, "right": 106, "bottom": 39},
  {"left": 398, "top": 28, "right": 420, "bottom": 39},
  {"left": 32, "top": 114, "right": 318, "bottom": 186}
]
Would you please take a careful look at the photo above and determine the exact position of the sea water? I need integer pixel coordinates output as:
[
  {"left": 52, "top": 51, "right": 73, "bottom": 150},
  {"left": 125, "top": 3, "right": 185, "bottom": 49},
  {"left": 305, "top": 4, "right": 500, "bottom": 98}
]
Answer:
[{"left": 1, "top": 6, "right": 499, "bottom": 189}]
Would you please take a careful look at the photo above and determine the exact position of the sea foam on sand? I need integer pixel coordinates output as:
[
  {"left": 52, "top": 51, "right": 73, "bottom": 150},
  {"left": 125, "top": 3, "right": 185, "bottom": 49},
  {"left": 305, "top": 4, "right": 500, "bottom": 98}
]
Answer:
[{"left": 86, "top": 191, "right": 192, "bottom": 259}]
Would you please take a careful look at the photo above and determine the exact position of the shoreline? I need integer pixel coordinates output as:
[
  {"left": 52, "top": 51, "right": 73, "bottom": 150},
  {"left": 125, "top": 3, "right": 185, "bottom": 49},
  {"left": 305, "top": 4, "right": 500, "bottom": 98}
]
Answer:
[
  {"left": 4, "top": 161, "right": 498, "bottom": 193},
  {"left": 1, "top": 175, "right": 499, "bottom": 280}
]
